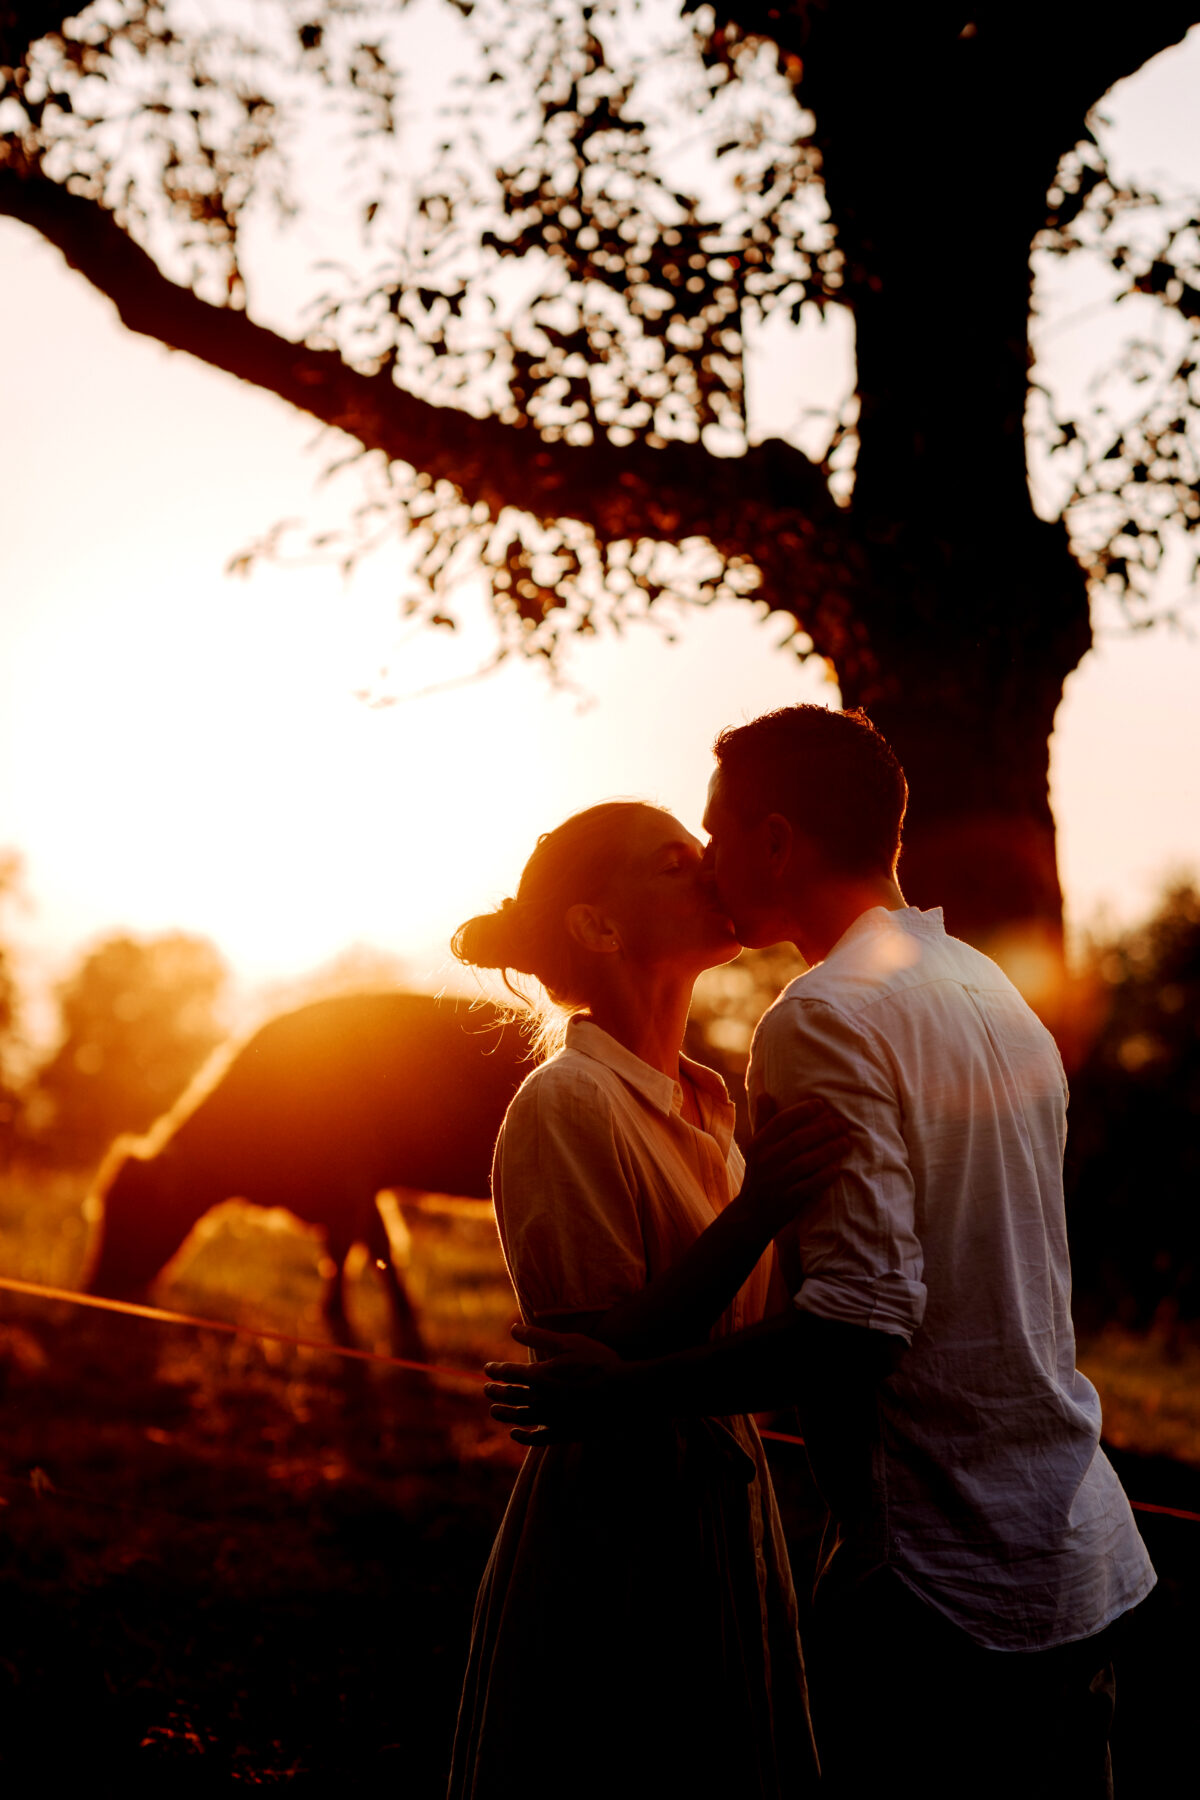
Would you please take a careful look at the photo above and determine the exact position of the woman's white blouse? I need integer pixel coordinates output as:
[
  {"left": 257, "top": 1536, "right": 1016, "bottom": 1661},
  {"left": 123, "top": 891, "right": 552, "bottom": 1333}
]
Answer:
[{"left": 492, "top": 1017, "right": 774, "bottom": 1336}]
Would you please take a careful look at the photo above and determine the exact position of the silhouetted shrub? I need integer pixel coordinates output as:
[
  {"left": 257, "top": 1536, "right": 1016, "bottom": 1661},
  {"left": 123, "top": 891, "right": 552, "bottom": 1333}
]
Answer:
[
  {"left": 28, "top": 933, "right": 229, "bottom": 1165},
  {"left": 1065, "top": 883, "right": 1200, "bottom": 1334}
]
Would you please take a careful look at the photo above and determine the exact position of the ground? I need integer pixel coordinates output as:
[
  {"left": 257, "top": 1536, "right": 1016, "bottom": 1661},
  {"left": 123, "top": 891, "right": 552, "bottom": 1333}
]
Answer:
[{"left": 0, "top": 1170, "right": 1196, "bottom": 1792}]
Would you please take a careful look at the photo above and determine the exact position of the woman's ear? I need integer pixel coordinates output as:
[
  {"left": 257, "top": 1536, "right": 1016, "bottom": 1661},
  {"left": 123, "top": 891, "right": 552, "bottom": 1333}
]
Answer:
[{"left": 565, "top": 903, "right": 621, "bottom": 955}]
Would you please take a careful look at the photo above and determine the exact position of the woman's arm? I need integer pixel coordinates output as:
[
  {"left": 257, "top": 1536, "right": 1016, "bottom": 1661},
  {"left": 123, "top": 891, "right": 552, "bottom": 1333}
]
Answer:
[{"left": 536, "top": 1099, "right": 850, "bottom": 1359}]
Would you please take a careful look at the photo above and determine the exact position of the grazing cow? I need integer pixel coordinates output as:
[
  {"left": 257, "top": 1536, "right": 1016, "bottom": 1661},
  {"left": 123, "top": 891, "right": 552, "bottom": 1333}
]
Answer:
[{"left": 83, "top": 992, "right": 531, "bottom": 1358}]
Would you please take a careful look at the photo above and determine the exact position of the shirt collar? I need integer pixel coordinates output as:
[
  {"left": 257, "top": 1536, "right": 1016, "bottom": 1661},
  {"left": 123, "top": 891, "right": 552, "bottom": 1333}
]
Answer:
[
  {"left": 825, "top": 903, "right": 945, "bottom": 962},
  {"left": 564, "top": 1017, "right": 734, "bottom": 1139}
]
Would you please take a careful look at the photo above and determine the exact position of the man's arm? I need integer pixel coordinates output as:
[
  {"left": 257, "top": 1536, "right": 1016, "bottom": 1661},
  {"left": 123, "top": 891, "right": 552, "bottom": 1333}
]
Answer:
[
  {"left": 485, "top": 1307, "right": 903, "bottom": 1444},
  {"left": 750, "top": 995, "right": 925, "bottom": 1341}
]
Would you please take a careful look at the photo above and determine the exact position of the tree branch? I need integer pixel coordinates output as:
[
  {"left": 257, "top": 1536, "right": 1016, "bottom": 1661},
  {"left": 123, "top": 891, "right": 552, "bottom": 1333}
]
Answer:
[
  {"left": 697, "top": 0, "right": 1200, "bottom": 94},
  {"left": 0, "top": 164, "right": 845, "bottom": 570}
]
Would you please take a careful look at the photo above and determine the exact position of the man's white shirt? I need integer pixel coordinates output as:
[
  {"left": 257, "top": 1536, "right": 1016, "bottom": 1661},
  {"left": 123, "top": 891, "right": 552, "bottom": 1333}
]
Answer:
[{"left": 749, "top": 904, "right": 1155, "bottom": 1650}]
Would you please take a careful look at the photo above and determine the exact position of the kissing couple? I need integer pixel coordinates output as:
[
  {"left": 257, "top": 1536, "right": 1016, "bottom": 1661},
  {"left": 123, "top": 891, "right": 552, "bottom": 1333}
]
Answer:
[{"left": 447, "top": 704, "right": 1153, "bottom": 1800}]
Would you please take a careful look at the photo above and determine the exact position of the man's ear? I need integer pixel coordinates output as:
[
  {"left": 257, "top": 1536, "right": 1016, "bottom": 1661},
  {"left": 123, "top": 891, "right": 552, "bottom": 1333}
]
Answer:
[
  {"left": 764, "top": 813, "right": 794, "bottom": 876},
  {"left": 565, "top": 903, "right": 621, "bottom": 955}
]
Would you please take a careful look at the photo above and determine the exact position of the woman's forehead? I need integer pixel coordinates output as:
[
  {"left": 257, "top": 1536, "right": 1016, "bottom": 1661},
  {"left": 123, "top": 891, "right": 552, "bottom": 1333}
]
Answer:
[{"left": 628, "top": 807, "right": 698, "bottom": 857}]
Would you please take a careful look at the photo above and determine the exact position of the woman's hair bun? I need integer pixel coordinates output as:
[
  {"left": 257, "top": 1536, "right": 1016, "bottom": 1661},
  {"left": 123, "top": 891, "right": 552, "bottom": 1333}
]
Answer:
[{"left": 452, "top": 896, "right": 529, "bottom": 972}]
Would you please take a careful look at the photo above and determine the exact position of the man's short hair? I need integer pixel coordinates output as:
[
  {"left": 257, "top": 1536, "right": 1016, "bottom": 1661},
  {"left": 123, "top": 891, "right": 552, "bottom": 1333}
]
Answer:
[{"left": 713, "top": 705, "right": 908, "bottom": 877}]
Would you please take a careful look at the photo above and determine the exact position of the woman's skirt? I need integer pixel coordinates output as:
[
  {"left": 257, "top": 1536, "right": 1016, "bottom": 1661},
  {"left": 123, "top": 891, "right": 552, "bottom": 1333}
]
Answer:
[{"left": 448, "top": 1413, "right": 819, "bottom": 1800}]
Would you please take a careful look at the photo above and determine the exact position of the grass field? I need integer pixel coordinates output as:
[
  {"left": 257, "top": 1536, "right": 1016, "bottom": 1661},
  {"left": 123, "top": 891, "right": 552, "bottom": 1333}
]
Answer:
[{"left": 0, "top": 1167, "right": 1196, "bottom": 1792}]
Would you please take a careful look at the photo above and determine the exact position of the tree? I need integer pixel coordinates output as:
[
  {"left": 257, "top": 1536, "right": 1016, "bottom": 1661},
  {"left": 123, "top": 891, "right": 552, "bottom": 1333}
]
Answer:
[
  {"left": 30, "top": 931, "right": 229, "bottom": 1164},
  {"left": 3, "top": 2, "right": 1199, "bottom": 1001}
]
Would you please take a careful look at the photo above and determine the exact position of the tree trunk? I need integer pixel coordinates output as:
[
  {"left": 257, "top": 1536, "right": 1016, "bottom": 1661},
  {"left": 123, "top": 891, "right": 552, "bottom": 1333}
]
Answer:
[
  {"left": 834, "top": 506, "right": 1091, "bottom": 1046},
  {"left": 790, "top": 10, "right": 1106, "bottom": 1035},
  {"left": 869, "top": 688, "right": 1064, "bottom": 953}
]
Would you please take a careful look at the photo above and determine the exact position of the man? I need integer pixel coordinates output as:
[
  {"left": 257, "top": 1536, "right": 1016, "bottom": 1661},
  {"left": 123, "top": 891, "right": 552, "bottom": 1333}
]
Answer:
[{"left": 486, "top": 704, "right": 1154, "bottom": 1797}]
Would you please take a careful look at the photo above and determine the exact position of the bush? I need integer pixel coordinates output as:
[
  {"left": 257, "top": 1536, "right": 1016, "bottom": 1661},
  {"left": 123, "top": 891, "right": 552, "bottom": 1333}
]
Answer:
[{"left": 1065, "top": 883, "right": 1200, "bottom": 1334}]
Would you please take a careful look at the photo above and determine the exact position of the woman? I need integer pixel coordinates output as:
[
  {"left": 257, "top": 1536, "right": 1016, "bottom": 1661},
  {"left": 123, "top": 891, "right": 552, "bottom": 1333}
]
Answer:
[{"left": 447, "top": 801, "right": 848, "bottom": 1800}]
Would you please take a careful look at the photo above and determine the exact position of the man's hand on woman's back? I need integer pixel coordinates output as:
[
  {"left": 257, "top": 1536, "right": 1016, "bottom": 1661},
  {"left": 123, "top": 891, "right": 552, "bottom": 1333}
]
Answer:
[{"left": 485, "top": 1323, "right": 625, "bottom": 1445}]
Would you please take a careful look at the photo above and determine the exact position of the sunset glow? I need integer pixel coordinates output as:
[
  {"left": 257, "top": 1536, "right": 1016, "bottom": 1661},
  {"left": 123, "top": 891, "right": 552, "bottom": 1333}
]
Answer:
[{"left": 2, "top": 30, "right": 1199, "bottom": 1013}]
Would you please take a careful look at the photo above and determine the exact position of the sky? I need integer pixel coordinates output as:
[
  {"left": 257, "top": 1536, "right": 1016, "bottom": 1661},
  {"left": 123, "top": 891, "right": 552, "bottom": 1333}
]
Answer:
[{"left": 1, "top": 16, "right": 1199, "bottom": 1031}]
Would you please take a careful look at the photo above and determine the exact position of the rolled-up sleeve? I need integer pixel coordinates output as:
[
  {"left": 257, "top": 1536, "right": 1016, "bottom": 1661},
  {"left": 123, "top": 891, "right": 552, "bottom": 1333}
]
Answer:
[
  {"left": 495, "top": 1070, "right": 647, "bottom": 1322},
  {"left": 749, "top": 999, "right": 926, "bottom": 1342}
]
